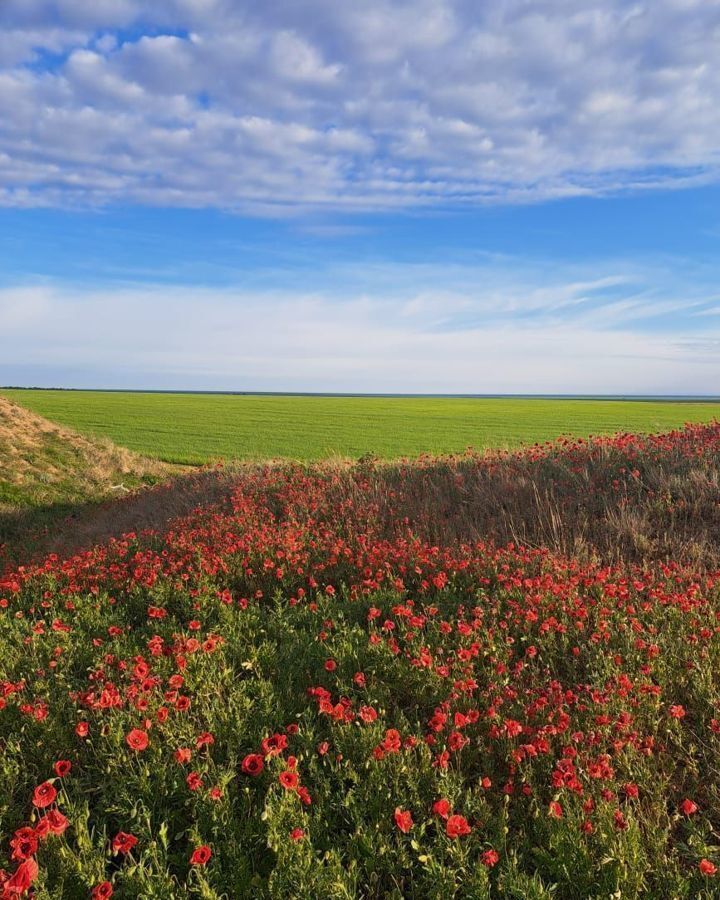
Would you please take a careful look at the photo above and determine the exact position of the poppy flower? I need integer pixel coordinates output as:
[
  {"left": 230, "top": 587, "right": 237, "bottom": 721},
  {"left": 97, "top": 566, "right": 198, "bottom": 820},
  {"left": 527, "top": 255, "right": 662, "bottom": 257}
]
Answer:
[
  {"left": 613, "top": 810, "right": 628, "bottom": 831},
  {"left": 10, "top": 828, "right": 38, "bottom": 861},
  {"left": 482, "top": 849, "right": 500, "bottom": 868},
  {"left": 279, "top": 770, "right": 299, "bottom": 790},
  {"left": 446, "top": 814, "right": 472, "bottom": 838},
  {"left": 290, "top": 828, "right": 305, "bottom": 841},
  {"left": 394, "top": 808, "right": 413, "bottom": 833},
  {"left": 433, "top": 798, "right": 451, "bottom": 819},
  {"left": 90, "top": 881, "right": 113, "bottom": 898},
  {"left": 32, "top": 781, "right": 57, "bottom": 808},
  {"left": 680, "top": 799, "right": 698, "bottom": 816},
  {"left": 548, "top": 801, "right": 563, "bottom": 819},
  {"left": 186, "top": 771, "right": 203, "bottom": 791},
  {"left": 39, "top": 809, "right": 69, "bottom": 837},
  {"left": 699, "top": 859, "right": 717, "bottom": 876},
  {"left": 126, "top": 729, "right": 149, "bottom": 751},
  {"left": 4, "top": 858, "right": 39, "bottom": 895},
  {"left": 112, "top": 831, "right": 138, "bottom": 854},
  {"left": 241, "top": 753, "right": 264, "bottom": 776},
  {"left": 190, "top": 845, "right": 212, "bottom": 866},
  {"left": 54, "top": 760, "right": 71, "bottom": 777}
]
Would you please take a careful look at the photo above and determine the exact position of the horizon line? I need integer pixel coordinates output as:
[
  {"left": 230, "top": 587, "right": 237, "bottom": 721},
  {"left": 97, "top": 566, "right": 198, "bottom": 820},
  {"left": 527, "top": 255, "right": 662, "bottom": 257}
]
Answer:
[{"left": 3, "top": 387, "right": 720, "bottom": 402}]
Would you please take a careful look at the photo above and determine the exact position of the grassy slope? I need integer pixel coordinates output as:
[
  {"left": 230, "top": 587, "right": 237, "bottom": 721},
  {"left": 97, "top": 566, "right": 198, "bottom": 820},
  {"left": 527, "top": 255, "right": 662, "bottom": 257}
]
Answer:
[
  {"left": 0, "top": 396, "right": 176, "bottom": 566},
  {"left": 3, "top": 389, "right": 719, "bottom": 464}
]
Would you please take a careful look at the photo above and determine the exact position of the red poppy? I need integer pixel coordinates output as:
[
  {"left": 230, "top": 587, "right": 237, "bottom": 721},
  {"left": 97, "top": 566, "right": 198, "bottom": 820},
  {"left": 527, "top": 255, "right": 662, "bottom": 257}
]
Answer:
[
  {"left": 482, "top": 849, "right": 500, "bottom": 868},
  {"left": 186, "top": 771, "right": 203, "bottom": 791},
  {"left": 279, "top": 770, "right": 299, "bottom": 790},
  {"left": 90, "top": 881, "right": 113, "bottom": 899},
  {"left": 290, "top": 828, "right": 305, "bottom": 841},
  {"left": 126, "top": 729, "right": 149, "bottom": 751},
  {"left": 446, "top": 814, "right": 472, "bottom": 838},
  {"left": 54, "top": 760, "right": 71, "bottom": 777},
  {"left": 241, "top": 753, "right": 264, "bottom": 776},
  {"left": 613, "top": 810, "right": 628, "bottom": 831},
  {"left": 10, "top": 828, "right": 38, "bottom": 861},
  {"left": 39, "top": 809, "right": 69, "bottom": 837},
  {"left": 32, "top": 781, "right": 57, "bottom": 808},
  {"left": 4, "top": 858, "right": 39, "bottom": 895},
  {"left": 680, "top": 798, "right": 698, "bottom": 816},
  {"left": 699, "top": 859, "right": 717, "bottom": 876},
  {"left": 548, "top": 801, "right": 563, "bottom": 819},
  {"left": 112, "top": 831, "right": 138, "bottom": 854},
  {"left": 394, "top": 808, "right": 413, "bottom": 833},
  {"left": 432, "top": 798, "right": 451, "bottom": 819},
  {"left": 190, "top": 845, "right": 212, "bottom": 866}
]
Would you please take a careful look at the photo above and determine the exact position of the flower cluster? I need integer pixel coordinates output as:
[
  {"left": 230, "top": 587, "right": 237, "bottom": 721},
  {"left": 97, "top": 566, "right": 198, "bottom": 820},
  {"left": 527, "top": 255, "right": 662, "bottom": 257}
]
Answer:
[{"left": 1, "top": 424, "right": 720, "bottom": 896}]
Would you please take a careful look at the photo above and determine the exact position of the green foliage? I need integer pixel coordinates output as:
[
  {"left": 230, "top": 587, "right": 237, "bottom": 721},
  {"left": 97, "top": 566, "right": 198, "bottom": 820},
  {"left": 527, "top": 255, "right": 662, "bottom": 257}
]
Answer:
[{"left": 3, "top": 389, "right": 718, "bottom": 464}]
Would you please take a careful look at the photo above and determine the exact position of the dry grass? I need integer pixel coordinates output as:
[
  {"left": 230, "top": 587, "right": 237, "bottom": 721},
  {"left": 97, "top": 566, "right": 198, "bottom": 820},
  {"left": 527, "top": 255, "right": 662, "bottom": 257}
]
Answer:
[
  {"left": 335, "top": 435, "right": 720, "bottom": 568},
  {"left": 0, "top": 396, "right": 184, "bottom": 567},
  {"left": 0, "top": 396, "right": 171, "bottom": 502}
]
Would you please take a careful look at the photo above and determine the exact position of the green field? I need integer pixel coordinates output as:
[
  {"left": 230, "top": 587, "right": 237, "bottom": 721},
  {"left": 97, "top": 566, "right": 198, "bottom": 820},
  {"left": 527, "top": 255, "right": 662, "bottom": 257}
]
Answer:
[{"left": 2, "top": 390, "right": 719, "bottom": 464}]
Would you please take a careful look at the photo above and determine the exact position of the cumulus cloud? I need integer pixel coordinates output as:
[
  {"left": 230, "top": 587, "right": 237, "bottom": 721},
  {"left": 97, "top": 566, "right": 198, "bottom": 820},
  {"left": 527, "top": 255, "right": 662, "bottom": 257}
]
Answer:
[
  {"left": 1, "top": 261, "right": 719, "bottom": 392},
  {"left": 0, "top": 0, "right": 719, "bottom": 211}
]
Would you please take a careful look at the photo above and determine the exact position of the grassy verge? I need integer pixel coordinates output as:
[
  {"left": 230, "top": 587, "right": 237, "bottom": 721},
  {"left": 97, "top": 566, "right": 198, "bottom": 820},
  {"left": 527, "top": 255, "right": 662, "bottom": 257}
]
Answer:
[{"left": 0, "top": 397, "right": 175, "bottom": 568}]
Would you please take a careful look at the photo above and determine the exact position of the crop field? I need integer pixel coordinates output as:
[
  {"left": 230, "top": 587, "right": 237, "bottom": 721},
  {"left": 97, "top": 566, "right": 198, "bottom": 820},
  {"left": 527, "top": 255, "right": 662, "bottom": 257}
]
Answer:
[
  {"left": 2, "top": 389, "right": 719, "bottom": 464},
  {"left": 2, "top": 423, "right": 720, "bottom": 897}
]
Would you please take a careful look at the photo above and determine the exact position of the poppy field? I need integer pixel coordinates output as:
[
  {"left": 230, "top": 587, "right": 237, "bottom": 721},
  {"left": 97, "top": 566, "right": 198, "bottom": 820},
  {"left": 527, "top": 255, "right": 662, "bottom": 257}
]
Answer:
[{"left": 2, "top": 424, "right": 720, "bottom": 897}]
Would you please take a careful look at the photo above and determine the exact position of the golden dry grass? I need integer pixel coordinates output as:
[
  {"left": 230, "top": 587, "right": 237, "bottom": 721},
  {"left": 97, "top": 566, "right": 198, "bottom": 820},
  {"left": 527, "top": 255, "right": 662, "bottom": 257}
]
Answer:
[{"left": 0, "top": 395, "right": 171, "bottom": 504}]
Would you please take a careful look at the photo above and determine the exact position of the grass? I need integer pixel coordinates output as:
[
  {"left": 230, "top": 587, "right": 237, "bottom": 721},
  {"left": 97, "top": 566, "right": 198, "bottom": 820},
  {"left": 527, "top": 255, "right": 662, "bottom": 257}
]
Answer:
[
  {"left": 0, "top": 397, "right": 171, "bottom": 511},
  {"left": 0, "top": 396, "right": 176, "bottom": 569},
  {"left": 2, "top": 390, "right": 719, "bottom": 464}
]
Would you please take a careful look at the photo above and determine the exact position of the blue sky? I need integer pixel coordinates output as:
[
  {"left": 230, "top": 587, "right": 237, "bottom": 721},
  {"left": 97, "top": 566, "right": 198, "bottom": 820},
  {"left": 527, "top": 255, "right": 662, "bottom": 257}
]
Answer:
[{"left": 1, "top": 0, "right": 720, "bottom": 393}]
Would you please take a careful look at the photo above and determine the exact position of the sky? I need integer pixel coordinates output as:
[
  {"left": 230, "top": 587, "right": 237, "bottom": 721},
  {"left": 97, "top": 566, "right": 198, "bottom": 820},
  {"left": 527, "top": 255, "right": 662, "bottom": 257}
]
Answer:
[{"left": 1, "top": 0, "right": 720, "bottom": 394}]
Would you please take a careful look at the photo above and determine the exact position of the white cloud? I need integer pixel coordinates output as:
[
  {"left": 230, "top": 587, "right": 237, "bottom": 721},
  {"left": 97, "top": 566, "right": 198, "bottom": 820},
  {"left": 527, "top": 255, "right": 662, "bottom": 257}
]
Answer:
[
  {"left": 0, "top": 1, "right": 719, "bottom": 211},
  {"left": 1, "top": 263, "right": 719, "bottom": 392}
]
